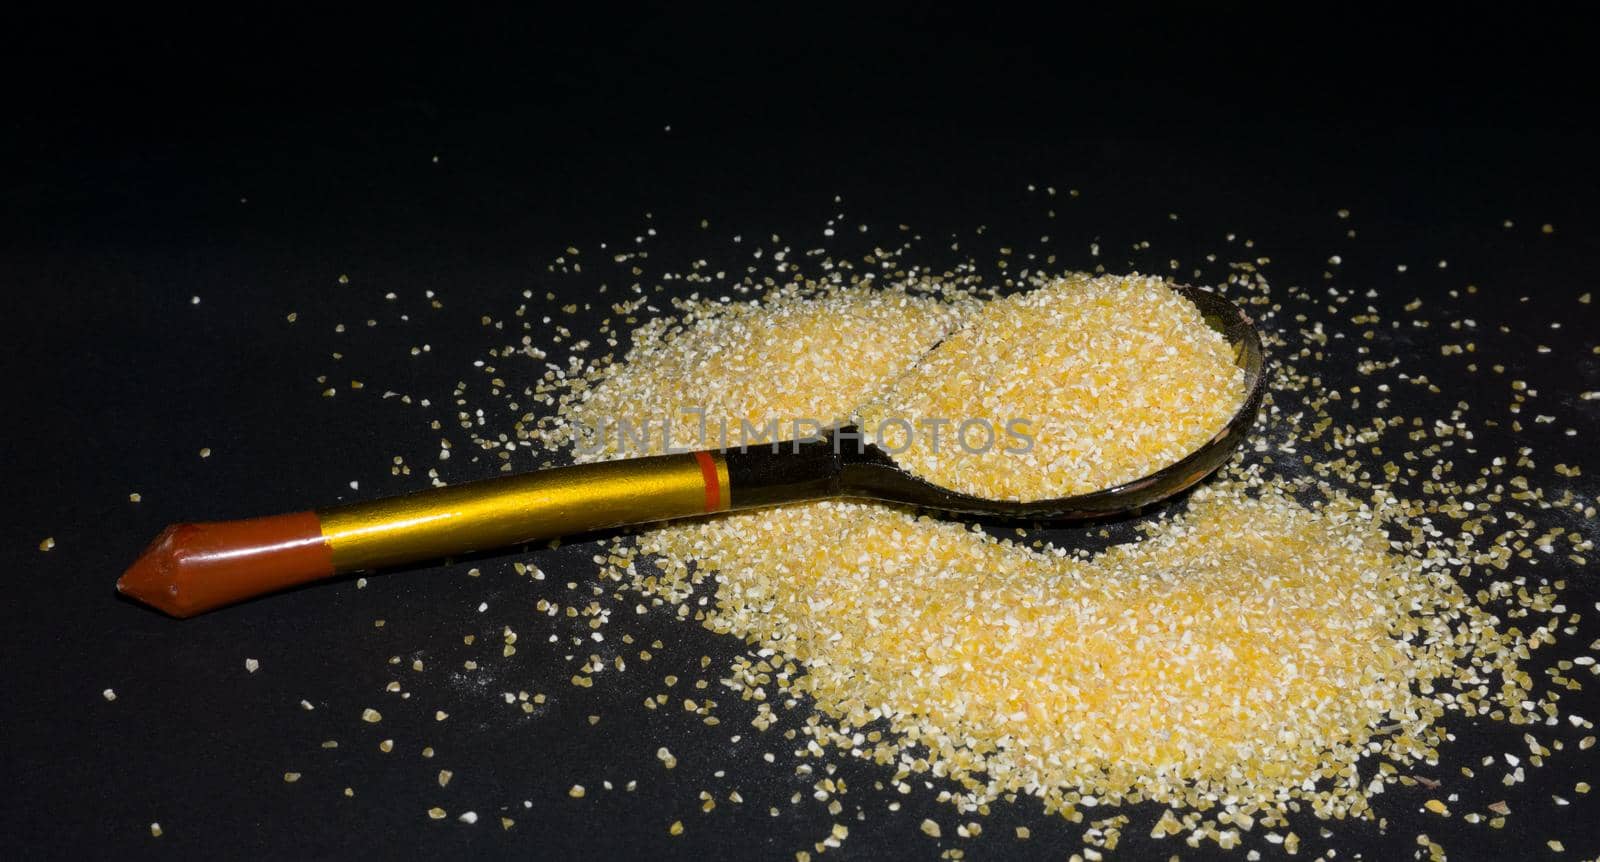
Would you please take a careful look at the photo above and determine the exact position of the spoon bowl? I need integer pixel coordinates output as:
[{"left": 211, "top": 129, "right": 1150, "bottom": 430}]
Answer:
[{"left": 726, "top": 284, "right": 1267, "bottom": 518}]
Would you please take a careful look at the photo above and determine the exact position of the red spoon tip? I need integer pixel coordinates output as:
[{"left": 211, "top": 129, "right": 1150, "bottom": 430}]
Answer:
[
  {"left": 118, "top": 514, "right": 334, "bottom": 618},
  {"left": 117, "top": 525, "right": 193, "bottom": 616}
]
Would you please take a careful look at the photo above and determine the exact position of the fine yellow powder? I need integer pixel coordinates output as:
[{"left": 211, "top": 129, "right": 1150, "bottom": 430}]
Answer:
[{"left": 859, "top": 274, "right": 1246, "bottom": 501}]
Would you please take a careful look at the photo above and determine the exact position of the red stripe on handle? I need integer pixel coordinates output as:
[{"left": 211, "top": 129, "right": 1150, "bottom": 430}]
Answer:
[{"left": 693, "top": 451, "right": 722, "bottom": 512}]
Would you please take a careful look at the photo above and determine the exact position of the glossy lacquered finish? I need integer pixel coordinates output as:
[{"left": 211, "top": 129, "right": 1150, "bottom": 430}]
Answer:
[
  {"left": 117, "top": 285, "right": 1263, "bottom": 618},
  {"left": 118, "top": 453, "right": 729, "bottom": 617},
  {"left": 116, "top": 512, "right": 333, "bottom": 618},
  {"left": 318, "top": 452, "right": 727, "bottom": 572}
]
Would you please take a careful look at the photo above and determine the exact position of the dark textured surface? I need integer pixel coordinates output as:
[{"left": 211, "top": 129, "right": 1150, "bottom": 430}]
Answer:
[{"left": 4, "top": 8, "right": 1599, "bottom": 859}]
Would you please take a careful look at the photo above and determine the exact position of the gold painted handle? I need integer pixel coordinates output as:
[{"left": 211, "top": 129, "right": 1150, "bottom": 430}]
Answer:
[
  {"left": 118, "top": 451, "right": 732, "bottom": 617},
  {"left": 319, "top": 451, "right": 730, "bottom": 571}
]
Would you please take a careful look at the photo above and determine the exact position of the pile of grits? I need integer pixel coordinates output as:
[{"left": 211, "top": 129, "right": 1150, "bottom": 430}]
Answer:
[{"left": 527, "top": 272, "right": 1555, "bottom": 849}]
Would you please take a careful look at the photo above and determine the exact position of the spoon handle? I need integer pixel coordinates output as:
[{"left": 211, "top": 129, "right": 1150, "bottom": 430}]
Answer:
[{"left": 119, "top": 451, "right": 735, "bottom": 617}]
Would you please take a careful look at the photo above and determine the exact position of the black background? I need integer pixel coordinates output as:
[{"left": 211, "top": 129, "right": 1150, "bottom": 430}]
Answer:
[{"left": 4, "top": 5, "right": 1599, "bottom": 859}]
